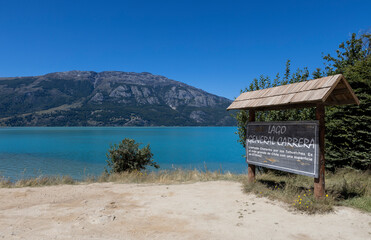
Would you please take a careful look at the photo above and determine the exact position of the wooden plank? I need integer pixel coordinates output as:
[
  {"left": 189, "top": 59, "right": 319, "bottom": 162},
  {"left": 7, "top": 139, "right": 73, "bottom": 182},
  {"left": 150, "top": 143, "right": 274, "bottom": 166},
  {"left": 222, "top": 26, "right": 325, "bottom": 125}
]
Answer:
[
  {"left": 249, "top": 99, "right": 262, "bottom": 108},
  {"left": 242, "top": 99, "right": 255, "bottom": 108},
  {"left": 256, "top": 82, "right": 305, "bottom": 98},
  {"left": 290, "top": 90, "right": 312, "bottom": 102},
  {"left": 311, "top": 75, "right": 339, "bottom": 89},
  {"left": 228, "top": 101, "right": 248, "bottom": 109},
  {"left": 309, "top": 77, "right": 330, "bottom": 89},
  {"left": 236, "top": 88, "right": 271, "bottom": 101},
  {"left": 259, "top": 95, "right": 280, "bottom": 106},
  {"left": 266, "top": 84, "right": 291, "bottom": 96},
  {"left": 259, "top": 95, "right": 277, "bottom": 106},
  {"left": 235, "top": 81, "right": 307, "bottom": 102},
  {"left": 258, "top": 87, "right": 273, "bottom": 97},
  {"left": 229, "top": 102, "right": 241, "bottom": 109},
  {"left": 251, "top": 88, "right": 271, "bottom": 99},
  {"left": 282, "top": 81, "right": 307, "bottom": 94},
  {"left": 322, "top": 75, "right": 344, "bottom": 102},
  {"left": 271, "top": 93, "right": 294, "bottom": 105},
  {"left": 250, "top": 93, "right": 296, "bottom": 108},
  {"left": 235, "top": 90, "right": 257, "bottom": 101},
  {"left": 234, "top": 76, "right": 336, "bottom": 103},
  {"left": 237, "top": 91, "right": 311, "bottom": 109},
  {"left": 299, "top": 78, "right": 322, "bottom": 91},
  {"left": 306, "top": 88, "right": 330, "bottom": 102},
  {"left": 229, "top": 101, "right": 320, "bottom": 111},
  {"left": 289, "top": 88, "right": 329, "bottom": 103},
  {"left": 321, "top": 74, "right": 342, "bottom": 88},
  {"left": 253, "top": 102, "right": 319, "bottom": 111},
  {"left": 234, "top": 92, "right": 251, "bottom": 101},
  {"left": 234, "top": 91, "right": 252, "bottom": 101}
]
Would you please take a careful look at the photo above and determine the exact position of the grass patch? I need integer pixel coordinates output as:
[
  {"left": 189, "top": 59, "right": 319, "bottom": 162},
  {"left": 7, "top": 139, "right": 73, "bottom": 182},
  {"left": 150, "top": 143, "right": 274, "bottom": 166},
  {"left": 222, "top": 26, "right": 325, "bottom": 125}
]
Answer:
[
  {"left": 243, "top": 168, "right": 370, "bottom": 214},
  {"left": 87, "top": 169, "right": 248, "bottom": 184},
  {"left": 0, "top": 169, "right": 247, "bottom": 188},
  {"left": 0, "top": 175, "right": 75, "bottom": 188},
  {"left": 341, "top": 197, "right": 371, "bottom": 212}
]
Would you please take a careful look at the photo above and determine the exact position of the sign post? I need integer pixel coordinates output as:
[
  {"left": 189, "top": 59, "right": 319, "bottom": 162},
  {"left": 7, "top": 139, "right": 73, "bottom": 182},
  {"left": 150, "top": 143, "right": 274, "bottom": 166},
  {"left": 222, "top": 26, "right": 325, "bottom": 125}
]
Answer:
[
  {"left": 247, "top": 109, "right": 255, "bottom": 183},
  {"left": 314, "top": 104, "right": 325, "bottom": 198},
  {"left": 227, "top": 74, "right": 360, "bottom": 200}
]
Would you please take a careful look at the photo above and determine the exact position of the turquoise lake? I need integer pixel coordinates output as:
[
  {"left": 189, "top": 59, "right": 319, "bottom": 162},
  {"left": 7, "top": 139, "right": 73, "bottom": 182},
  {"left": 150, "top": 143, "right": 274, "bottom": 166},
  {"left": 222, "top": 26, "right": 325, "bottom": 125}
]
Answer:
[{"left": 0, "top": 127, "right": 246, "bottom": 180}]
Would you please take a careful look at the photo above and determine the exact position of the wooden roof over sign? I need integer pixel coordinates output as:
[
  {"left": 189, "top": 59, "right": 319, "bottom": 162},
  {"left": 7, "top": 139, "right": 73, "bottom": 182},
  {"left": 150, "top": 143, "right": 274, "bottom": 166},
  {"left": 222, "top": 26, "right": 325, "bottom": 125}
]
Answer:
[{"left": 227, "top": 74, "right": 360, "bottom": 111}]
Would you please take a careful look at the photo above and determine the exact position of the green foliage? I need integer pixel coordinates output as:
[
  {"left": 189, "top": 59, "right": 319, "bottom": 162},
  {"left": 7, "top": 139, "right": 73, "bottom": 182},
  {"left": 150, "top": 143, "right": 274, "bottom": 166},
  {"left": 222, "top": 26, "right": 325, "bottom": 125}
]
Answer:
[
  {"left": 312, "top": 68, "right": 324, "bottom": 79},
  {"left": 324, "top": 34, "right": 371, "bottom": 170},
  {"left": 234, "top": 61, "right": 314, "bottom": 148},
  {"left": 323, "top": 33, "right": 370, "bottom": 75},
  {"left": 0, "top": 77, "right": 36, "bottom": 88},
  {"left": 106, "top": 138, "right": 159, "bottom": 173},
  {"left": 0, "top": 78, "right": 92, "bottom": 118},
  {"left": 38, "top": 79, "right": 94, "bottom": 98},
  {"left": 1, "top": 101, "right": 235, "bottom": 127},
  {"left": 234, "top": 33, "right": 370, "bottom": 171}
]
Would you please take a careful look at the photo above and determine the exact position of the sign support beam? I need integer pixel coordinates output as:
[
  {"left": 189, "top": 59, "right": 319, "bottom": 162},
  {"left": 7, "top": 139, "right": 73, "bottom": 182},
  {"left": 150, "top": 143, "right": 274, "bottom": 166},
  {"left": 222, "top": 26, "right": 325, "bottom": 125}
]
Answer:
[
  {"left": 314, "top": 104, "right": 325, "bottom": 198},
  {"left": 247, "top": 109, "right": 255, "bottom": 183}
]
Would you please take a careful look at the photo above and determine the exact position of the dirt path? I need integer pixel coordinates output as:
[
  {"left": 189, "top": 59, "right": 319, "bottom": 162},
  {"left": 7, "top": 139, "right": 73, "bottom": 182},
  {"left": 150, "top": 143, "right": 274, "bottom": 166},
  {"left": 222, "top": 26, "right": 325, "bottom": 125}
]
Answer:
[{"left": 0, "top": 181, "right": 370, "bottom": 240}]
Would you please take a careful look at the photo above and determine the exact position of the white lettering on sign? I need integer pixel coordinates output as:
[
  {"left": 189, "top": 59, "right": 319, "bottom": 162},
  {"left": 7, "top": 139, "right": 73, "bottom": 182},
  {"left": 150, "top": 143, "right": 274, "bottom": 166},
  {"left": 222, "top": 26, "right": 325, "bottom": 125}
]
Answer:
[
  {"left": 247, "top": 135, "right": 315, "bottom": 149},
  {"left": 268, "top": 125, "right": 287, "bottom": 135}
]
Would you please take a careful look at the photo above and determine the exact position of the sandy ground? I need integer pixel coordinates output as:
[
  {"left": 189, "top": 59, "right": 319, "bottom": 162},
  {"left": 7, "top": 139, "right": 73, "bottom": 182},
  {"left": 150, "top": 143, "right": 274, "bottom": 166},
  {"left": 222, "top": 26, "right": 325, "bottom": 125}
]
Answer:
[{"left": 0, "top": 181, "right": 370, "bottom": 240}]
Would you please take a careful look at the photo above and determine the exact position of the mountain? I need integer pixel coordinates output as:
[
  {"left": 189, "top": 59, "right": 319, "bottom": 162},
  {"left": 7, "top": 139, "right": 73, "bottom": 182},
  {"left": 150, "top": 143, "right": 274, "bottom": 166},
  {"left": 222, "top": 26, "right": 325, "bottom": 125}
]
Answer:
[{"left": 0, "top": 71, "right": 235, "bottom": 126}]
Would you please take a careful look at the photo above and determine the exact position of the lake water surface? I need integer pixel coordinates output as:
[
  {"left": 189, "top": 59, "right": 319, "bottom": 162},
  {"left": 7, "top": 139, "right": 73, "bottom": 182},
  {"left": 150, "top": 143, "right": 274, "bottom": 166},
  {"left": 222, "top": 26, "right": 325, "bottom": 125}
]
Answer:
[{"left": 0, "top": 127, "right": 246, "bottom": 180}]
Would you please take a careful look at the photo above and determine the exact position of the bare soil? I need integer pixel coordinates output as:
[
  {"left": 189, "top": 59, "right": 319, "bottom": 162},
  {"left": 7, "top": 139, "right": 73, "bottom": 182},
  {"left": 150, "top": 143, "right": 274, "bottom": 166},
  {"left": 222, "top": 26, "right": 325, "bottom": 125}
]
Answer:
[{"left": 0, "top": 181, "right": 370, "bottom": 240}]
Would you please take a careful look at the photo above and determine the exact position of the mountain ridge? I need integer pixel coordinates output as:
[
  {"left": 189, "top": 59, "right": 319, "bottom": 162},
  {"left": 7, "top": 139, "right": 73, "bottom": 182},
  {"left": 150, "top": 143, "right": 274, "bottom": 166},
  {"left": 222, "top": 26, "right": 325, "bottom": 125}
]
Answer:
[{"left": 0, "top": 71, "right": 235, "bottom": 126}]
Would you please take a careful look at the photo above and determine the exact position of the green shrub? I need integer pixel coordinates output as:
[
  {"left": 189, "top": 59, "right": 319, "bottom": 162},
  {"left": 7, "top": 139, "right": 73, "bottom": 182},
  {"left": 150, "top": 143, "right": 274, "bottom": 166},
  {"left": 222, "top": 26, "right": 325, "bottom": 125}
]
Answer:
[{"left": 105, "top": 138, "right": 159, "bottom": 173}]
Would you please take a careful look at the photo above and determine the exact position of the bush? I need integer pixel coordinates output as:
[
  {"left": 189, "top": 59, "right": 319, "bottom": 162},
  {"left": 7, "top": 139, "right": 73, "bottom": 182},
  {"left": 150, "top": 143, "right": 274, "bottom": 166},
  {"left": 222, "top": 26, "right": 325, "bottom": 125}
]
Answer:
[{"left": 105, "top": 138, "right": 159, "bottom": 173}]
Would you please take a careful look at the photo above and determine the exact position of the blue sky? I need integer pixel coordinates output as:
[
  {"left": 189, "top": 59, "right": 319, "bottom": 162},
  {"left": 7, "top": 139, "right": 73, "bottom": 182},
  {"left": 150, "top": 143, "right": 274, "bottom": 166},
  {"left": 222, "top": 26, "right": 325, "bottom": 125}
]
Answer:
[{"left": 0, "top": 0, "right": 370, "bottom": 99}]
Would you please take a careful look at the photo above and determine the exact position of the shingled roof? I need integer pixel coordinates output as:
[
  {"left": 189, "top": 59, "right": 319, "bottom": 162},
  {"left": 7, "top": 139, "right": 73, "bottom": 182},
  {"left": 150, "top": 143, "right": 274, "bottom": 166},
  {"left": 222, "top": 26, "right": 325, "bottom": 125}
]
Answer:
[{"left": 227, "top": 74, "right": 360, "bottom": 111}]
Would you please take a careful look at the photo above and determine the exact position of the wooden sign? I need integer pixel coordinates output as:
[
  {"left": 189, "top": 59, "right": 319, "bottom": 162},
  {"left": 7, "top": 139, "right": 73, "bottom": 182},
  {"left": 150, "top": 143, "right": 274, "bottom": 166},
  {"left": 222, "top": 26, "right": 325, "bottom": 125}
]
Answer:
[{"left": 246, "top": 121, "right": 319, "bottom": 177}]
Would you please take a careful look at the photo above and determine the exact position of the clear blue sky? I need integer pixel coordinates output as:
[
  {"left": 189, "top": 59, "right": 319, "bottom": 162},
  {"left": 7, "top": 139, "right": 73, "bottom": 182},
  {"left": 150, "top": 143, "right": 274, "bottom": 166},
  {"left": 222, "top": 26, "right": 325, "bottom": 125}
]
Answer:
[{"left": 0, "top": 0, "right": 370, "bottom": 99}]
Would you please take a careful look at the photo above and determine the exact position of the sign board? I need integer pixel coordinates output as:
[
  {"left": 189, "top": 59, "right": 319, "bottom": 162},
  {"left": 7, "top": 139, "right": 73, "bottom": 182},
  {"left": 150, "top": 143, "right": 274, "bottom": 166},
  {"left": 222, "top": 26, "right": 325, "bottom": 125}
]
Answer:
[{"left": 246, "top": 121, "right": 319, "bottom": 177}]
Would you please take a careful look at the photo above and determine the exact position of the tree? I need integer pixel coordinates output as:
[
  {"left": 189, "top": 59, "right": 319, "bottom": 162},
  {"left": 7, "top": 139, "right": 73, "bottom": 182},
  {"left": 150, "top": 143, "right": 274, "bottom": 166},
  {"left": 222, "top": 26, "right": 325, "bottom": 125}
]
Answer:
[
  {"left": 324, "top": 33, "right": 371, "bottom": 170},
  {"left": 323, "top": 33, "right": 370, "bottom": 75},
  {"left": 312, "top": 68, "right": 323, "bottom": 79},
  {"left": 106, "top": 138, "right": 159, "bottom": 173}
]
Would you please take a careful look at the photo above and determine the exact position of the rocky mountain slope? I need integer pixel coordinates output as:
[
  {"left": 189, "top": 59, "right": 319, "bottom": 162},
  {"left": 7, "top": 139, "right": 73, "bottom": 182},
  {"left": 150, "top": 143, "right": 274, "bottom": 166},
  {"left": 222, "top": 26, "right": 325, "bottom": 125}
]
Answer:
[{"left": 0, "top": 71, "right": 235, "bottom": 126}]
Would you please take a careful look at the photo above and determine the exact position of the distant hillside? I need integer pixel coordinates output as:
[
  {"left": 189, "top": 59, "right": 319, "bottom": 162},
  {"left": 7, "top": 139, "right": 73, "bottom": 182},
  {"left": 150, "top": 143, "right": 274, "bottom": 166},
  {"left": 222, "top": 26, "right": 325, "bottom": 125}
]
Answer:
[{"left": 0, "top": 71, "right": 235, "bottom": 126}]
